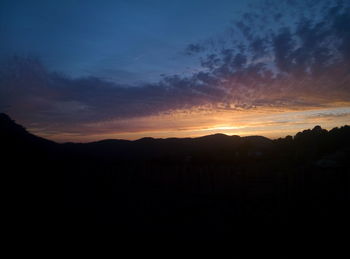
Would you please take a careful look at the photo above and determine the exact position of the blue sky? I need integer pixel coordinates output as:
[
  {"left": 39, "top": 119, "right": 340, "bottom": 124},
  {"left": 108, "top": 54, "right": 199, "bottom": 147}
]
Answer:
[{"left": 1, "top": 0, "right": 254, "bottom": 84}]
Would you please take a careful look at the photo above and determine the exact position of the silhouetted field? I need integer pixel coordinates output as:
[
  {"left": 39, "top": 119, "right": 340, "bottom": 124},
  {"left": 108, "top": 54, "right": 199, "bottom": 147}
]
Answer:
[{"left": 1, "top": 113, "right": 349, "bottom": 237}]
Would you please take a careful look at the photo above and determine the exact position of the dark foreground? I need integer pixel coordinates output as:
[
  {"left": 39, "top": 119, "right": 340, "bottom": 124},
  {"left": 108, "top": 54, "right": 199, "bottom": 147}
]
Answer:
[{"left": 1, "top": 113, "right": 349, "bottom": 238}]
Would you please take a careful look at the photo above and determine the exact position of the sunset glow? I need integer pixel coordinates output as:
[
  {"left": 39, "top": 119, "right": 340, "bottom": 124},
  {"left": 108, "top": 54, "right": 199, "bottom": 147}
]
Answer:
[{"left": 32, "top": 105, "right": 350, "bottom": 142}]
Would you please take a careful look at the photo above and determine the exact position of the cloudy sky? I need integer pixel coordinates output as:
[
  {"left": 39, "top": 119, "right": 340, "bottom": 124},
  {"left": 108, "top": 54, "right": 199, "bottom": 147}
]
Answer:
[{"left": 1, "top": 0, "right": 349, "bottom": 142}]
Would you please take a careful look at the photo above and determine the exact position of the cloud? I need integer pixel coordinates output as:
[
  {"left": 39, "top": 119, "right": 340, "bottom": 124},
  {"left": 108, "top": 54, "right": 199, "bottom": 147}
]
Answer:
[
  {"left": 184, "top": 0, "right": 350, "bottom": 104},
  {"left": 309, "top": 111, "right": 350, "bottom": 119},
  {"left": 0, "top": 56, "right": 228, "bottom": 127},
  {"left": 185, "top": 43, "right": 205, "bottom": 55}
]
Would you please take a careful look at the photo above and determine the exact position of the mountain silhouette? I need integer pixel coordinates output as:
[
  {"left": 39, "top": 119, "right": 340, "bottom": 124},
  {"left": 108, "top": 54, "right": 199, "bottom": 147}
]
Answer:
[
  {"left": 0, "top": 113, "right": 56, "bottom": 149},
  {"left": 1, "top": 113, "right": 349, "bottom": 237}
]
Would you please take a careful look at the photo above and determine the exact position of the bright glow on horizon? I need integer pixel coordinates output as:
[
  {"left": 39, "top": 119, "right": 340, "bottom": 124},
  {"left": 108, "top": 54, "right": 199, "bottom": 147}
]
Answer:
[
  {"left": 197, "top": 126, "right": 245, "bottom": 131},
  {"left": 31, "top": 105, "right": 350, "bottom": 143}
]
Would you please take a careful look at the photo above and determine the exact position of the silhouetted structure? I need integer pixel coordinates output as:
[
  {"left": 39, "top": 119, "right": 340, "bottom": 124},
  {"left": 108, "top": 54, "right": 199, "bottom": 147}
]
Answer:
[{"left": 1, "top": 113, "right": 349, "bottom": 238}]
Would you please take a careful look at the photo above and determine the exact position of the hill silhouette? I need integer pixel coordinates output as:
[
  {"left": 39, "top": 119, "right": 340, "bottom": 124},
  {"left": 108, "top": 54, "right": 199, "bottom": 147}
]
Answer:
[{"left": 1, "top": 113, "right": 349, "bottom": 237}]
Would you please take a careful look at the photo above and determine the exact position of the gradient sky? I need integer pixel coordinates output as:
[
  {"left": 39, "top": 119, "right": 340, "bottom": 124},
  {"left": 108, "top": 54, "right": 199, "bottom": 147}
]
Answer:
[{"left": 1, "top": 0, "right": 349, "bottom": 142}]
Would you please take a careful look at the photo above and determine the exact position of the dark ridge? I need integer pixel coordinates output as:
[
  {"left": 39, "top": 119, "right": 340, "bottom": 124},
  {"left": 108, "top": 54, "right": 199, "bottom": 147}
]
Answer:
[
  {"left": 0, "top": 113, "right": 27, "bottom": 135},
  {"left": 1, "top": 113, "right": 349, "bottom": 238},
  {"left": 0, "top": 112, "right": 56, "bottom": 147}
]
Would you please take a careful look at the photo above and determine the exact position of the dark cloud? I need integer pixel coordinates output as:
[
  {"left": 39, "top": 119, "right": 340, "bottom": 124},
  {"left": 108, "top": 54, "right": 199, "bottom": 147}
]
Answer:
[
  {"left": 250, "top": 37, "right": 268, "bottom": 60},
  {"left": 185, "top": 43, "right": 205, "bottom": 55},
  {"left": 189, "top": 0, "right": 350, "bottom": 94},
  {"left": 0, "top": 56, "right": 229, "bottom": 129},
  {"left": 272, "top": 28, "right": 295, "bottom": 73}
]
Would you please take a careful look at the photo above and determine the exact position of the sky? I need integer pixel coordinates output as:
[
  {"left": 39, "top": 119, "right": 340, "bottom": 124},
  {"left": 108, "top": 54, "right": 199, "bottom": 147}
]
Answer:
[{"left": 0, "top": 0, "right": 349, "bottom": 142}]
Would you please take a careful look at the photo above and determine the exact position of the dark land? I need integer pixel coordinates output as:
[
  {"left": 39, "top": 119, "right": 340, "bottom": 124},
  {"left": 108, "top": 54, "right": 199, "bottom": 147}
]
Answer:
[{"left": 1, "top": 113, "right": 349, "bottom": 237}]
